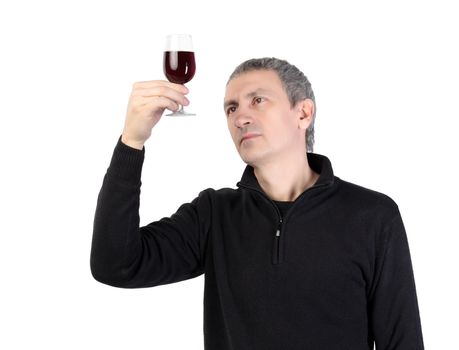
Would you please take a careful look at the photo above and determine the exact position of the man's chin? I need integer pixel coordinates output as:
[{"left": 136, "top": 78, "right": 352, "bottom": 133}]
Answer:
[{"left": 239, "top": 153, "right": 259, "bottom": 168}]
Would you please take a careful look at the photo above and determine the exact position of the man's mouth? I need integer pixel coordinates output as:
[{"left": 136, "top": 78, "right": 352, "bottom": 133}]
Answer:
[{"left": 240, "top": 133, "right": 261, "bottom": 144}]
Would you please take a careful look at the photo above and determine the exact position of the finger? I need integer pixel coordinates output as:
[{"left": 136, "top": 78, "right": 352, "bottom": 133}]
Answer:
[
  {"left": 133, "top": 80, "right": 188, "bottom": 94},
  {"left": 142, "top": 96, "right": 179, "bottom": 112},
  {"left": 135, "top": 86, "right": 189, "bottom": 106}
]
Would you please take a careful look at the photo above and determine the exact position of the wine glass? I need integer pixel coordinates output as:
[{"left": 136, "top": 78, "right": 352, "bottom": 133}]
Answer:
[{"left": 163, "top": 34, "right": 196, "bottom": 116}]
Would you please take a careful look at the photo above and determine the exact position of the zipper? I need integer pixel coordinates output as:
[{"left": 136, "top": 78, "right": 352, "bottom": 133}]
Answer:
[
  {"left": 237, "top": 183, "right": 283, "bottom": 264},
  {"left": 274, "top": 217, "right": 283, "bottom": 264},
  {"left": 237, "top": 181, "right": 331, "bottom": 265}
]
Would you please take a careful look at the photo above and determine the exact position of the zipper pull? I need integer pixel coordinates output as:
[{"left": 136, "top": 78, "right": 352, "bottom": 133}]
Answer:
[
  {"left": 276, "top": 218, "right": 283, "bottom": 237},
  {"left": 273, "top": 217, "right": 283, "bottom": 264}
]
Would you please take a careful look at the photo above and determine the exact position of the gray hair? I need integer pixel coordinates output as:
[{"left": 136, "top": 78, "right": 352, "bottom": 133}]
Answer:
[{"left": 227, "top": 57, "right": 316, "bottom": 153}]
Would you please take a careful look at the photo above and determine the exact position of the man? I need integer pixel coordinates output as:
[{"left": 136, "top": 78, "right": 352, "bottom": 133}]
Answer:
[{"left": 91, "top": 57, "right": 424, "bottom": 349}]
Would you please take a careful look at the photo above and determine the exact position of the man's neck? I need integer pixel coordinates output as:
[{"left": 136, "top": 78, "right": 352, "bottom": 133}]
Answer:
[{"left": 253, "top": 153, "right": 319, "bottom": 202}]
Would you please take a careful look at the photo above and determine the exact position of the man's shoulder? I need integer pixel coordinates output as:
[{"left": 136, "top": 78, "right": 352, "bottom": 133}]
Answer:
[
  {"left": 335, "top": 176, "right": 399, "bottom": 215},
  {"left": 198, "top": 186, "right": 239, "bottom": 199},
  {"left": 194, "top": 187, "right": 238, "bottom": 199}
]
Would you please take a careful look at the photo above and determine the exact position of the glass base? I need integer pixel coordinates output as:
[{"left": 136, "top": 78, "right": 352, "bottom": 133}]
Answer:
[
  {"left": 166, "top": 105, "right": 195, "bottom": 116},
  {"left": 166, "top": 111, "right": 196, "bottom": 116}
]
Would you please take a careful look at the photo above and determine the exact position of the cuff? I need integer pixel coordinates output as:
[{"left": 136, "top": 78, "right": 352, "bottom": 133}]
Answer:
[{"left": 107, "top": 135, "right": 145, "bottom": 184}]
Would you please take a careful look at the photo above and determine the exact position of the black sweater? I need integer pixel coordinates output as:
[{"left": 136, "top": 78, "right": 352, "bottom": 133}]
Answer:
[{"left": 91, "top": 136, "right": 424, "bottom": 350}]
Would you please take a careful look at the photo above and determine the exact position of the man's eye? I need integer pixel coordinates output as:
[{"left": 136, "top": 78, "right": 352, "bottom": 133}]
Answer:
[
  {"left": 227, "top": 106, "right": 236, "bottom": 115},
  {"left": 253, "top": 97, "right": 264, "bottom": 104}
]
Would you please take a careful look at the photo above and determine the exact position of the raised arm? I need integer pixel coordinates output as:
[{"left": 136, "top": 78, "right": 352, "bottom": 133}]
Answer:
[{"left": 90, "top": 80, "right": 210, "bottom": 288}]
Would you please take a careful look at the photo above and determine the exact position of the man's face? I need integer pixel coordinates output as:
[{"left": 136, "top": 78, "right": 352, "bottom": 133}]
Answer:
[{"left": 224, "top": 69, "right": 312, "bottom": 167}]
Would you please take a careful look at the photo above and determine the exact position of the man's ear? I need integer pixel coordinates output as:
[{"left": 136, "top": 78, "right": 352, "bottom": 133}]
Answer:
[{"left": 298, "top": 99, "right": 315, "bottom": 130}]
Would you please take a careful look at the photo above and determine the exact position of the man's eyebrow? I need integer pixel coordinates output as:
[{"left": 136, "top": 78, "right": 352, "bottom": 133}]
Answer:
[
  {"left": 224, "top": 88, "right": 273, "bottom": 110},
  {"left": 223, "top": 99, "right": 238, "bottom": 110}
]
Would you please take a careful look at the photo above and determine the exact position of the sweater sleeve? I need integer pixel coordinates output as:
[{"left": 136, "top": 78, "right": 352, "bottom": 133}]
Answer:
[
  {"left": 90, "top": 135, "right": 211, "bottom": 288},
  {"left": 368, "top": 210, "right": 424, "bottom": 349}
]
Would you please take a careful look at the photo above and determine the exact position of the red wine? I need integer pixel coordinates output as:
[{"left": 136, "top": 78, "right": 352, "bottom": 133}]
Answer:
[{"left": 163, "top": 51, "right": 196, "bottom": 84}]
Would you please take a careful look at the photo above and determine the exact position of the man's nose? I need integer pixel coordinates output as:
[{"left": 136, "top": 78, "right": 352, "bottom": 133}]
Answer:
[{"left": 233, "top": 106, "right": 253, "bottom": 128}]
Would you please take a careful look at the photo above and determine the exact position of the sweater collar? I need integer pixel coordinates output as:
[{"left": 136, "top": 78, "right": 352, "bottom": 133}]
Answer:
[{"left": 236, "top": 152, "right": 335, "bottom": 192}]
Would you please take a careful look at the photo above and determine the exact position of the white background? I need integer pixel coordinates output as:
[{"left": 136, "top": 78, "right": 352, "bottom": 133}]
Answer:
[{"left": 1, "top": 0, "right": 458, "bottom": 348}]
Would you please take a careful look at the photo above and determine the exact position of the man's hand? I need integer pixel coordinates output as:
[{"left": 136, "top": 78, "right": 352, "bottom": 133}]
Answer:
[{"left": 121, "top": 80, "right": 189, "bottom": 149}]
